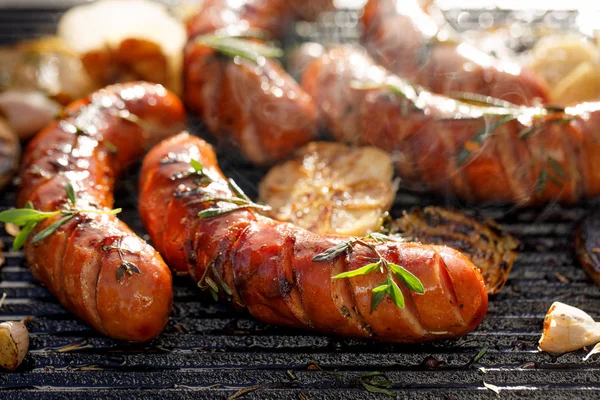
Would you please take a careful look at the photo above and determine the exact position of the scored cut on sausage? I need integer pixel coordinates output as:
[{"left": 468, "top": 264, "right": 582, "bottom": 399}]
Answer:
[
  {"left": 184, "top": 0, "right": 318, "bottom": 166},
  {"left": 17, "top": 82, "right": 186, "bottom": 342},
  {"left": 139, "top": 133, "right": 488, "bottom": 343}
]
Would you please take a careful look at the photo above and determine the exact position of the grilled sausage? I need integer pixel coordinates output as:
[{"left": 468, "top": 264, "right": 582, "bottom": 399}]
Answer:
[
  {"left": 362, "top": 0, "right": 549, "bottom": 105},
  {"left": 302, "top": 46, "right": 600, "bottom": 205},
  {"left": 184, "top": 0, "right": 318, "bottom": 166},
  {"left": 139, "top": 133, "right": 488, "bottom": 343},
  {"left": 17, "top": 82, "right": 186, "bottom": 342}
]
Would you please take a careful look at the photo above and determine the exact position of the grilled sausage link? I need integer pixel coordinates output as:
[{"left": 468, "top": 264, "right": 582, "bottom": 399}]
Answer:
[
  {"left": 184, "top": 0, "right": 318, "bottom": 166},
  {"left": 362, "top": 0, "right": 549, "bottom": 105},
  {"left": 139, "top": 133, "right": 488, "bottom": 343},
  {"left": 18, "top": 82, "right": 186, "bottom": 342},
  {"left": 302, "top": 46, "right": 600, "bottom": 205}
]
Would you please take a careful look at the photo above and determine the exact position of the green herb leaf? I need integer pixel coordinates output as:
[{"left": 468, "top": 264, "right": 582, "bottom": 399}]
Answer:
[
  {"left": 472, "top": 346, "right": 489, "bottom": 364},
  {"left": 31, "top": 214, "right": 74, "bottom": 244},
  {"left": 547, "top": 157, "right": 568, "bottom": 179},
  {"left": 190, "top": 159, "right": 204, "bottom": 174},
  {"left": 361, "top": 381, "right": 395, "bottom": 397},
  {"left": 65, "top": 182, "right": 76, "bottom": 206},
  {"left": 0, "top": 208, "right": 59, "bottom": 226},
  {"left": 205, "top": 277, "right": 219, "bottom": 294},
  {"left": 536, "top": 167, "right": 548, "bottom": 195},
  {"left": 366, "top": 232, "right": 393, "bottom": 242},
  {"left": 312, "top": 241, "right": 354, "bottom": 262},
  {"left": 456, "top": 148, "right": 471, "bottom": 167},
  {"left": 12, "top": 221, "right": 36, "bottom": 251},
  {"left": 228, "top": 178, "right": 251, "bottom": 202},
  {"left": 518, "top": 123, "right": 540, "bottom": 140},
  {"left": 332, "top": 262, "right": 381, "bottom": 279},
  {"left": 196, "top": 35, "right": 283, "bottom": 64},
  {"left": 104, "top": 140, "right": 118, "bottom": 155},
  {"left": 449, "top": 92, "right": 520, "bottom": 109},
  {"left": 388, "top": 278, "right": 405, "bottom": 308},
  {"left": 389, "top": 263, "right": 425, "bottom": 294},
  {"left": 371, "top": 289, "right": 387, "bottom": 313}
]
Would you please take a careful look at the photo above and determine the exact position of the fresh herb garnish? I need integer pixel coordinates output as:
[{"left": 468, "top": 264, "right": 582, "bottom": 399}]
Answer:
[
  {"left": 0, "top": 182, "right": 121, "bottom": 251},
  {"left": 101, "top": 237, "right": 141, "bottom": 283},
  {"left": 197, "top": 260, "right": 233, "bottom": 301},
  {"left": 312, "top": 233, "right": 424, "bottom": 312},
  {"left": 186, "top": 160, "right": 271, "bottom": 218},
  {"left": 535, "top": 156, "right": 567, "bottom": 195},
  {"left": 359, "top": 372, "right": 395, "bottom": 397},
  {"left": 195, "top": 34, "right": 283, "bottom": 64}
]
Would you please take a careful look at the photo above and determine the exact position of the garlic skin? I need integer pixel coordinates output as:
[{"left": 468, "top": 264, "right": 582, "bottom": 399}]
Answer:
[
  {"left": 0, "top": 321, "right": 29, "bottom": 371},
  {"left": 538, "top": 302, "right": 600, "bottom": 355}
]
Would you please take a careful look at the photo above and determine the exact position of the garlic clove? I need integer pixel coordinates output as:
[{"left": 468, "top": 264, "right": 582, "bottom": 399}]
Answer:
[
  {"left": 538, "top": 302, "right": 600, "bottom": 355},
  {"left": 0, "top": 321, "right": 29, "bottom": 371}
]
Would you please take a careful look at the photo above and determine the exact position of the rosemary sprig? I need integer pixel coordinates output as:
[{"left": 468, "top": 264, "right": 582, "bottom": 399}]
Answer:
[
  {"left": 194, "top": 34, "right": 283, "bottom": 64},
  {"left": 535, "top": 156, "right": 567, "bottom": 195},
  {"left": 0, "top": 182, "right": 121, "bottom": 251},
  {"left": 312, "top": 233, "right": 424, "bottom": 313}
]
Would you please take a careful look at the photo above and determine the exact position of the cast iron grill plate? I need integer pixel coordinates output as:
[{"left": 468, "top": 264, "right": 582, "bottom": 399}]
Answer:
[{"left": 2, "top": 4, "right": 600, "bottom": 400}]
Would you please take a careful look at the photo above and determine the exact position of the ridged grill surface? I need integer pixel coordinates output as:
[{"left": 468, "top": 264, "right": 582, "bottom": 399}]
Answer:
[{"left": 2, "top": 5, "right": 600, "bottom": 400}]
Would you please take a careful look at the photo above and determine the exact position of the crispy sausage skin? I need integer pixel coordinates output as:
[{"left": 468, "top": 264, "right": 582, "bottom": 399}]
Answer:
[
  {"left": 18, "top": 82, "right": 186, "bottom": 342},
  {"left": 184, "top": 0, "right": 318, "bottom": 166},
  {"left": 362, "top": 0, "right": 549, "bottom": 105},
  {"left": 139, "top": 133, "right": 488, "bottom": 343},
  {"left": 302, "top": 46, "right": 600, "bottom": 205}
]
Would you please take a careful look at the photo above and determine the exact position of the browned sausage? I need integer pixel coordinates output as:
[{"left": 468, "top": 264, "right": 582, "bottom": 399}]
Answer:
[
  {"left": 302, "top": 46, "right": 600, "bottom": 205},
  {"left": 184, "top": 0, "right": 318, "bottom": 166},
  {"left": 139, "top": 133, "right": 488, "bottom": 343},
  {"left": 362, "top": 0, "right": 549, "bottom": 105},
  {"left": 15, "top": 82, "right": 186, "bottom": 342}
]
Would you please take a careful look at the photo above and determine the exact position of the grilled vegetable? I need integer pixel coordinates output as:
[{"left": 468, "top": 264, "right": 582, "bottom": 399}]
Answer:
[
  {"left": 259, "top": 141, "right": 396, "bottom": 236},
  {"left": 10, "top": 82, "right": 186, "bottom": 342},
  {"left": 539, "top": 302, "right": 600, "bottom": 356},
  {"left": 392, "top": 207, "right": 519, "bottom": 295},
  {"left": 362, "top": 0, "right": 549, "bottom": 105},
  {"left": 0, "top": 119, "right": 19, "bottom": 191},
  {"left": 184, "top": 0, "right": 318, "bottom": 165},
  {"left": 0, "top": 37, "right": 93, "bottom": 140},
  {"left": 302, "top": 45, "right": 600, "bottom": 205},
  {"left": 0, "top": 321, "right": 29, "bottom": 371},
  {"left": 139, "top": 133, "right": 488, "bottom": 343},
  {"left": 527, "top": 36, "right": 600, "bottom": 106},
  {"left": 58, "top": 0, "right": 186, "bottom": 94},
  {"left": 575, "top": 209, "right": 600, "bottom": 288}
]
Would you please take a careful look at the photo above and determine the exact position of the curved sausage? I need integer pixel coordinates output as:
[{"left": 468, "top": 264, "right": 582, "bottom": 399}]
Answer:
[
  {"left": 184, "top": 0, "right": 318, "bottom": 166},
  {"left": 302, "top": 46, "right": 600, "bottom": 205},
  {"left": 139, "top": 133, "right": 488, "bottom": 343},
  {"left": 362, "top": 0, "right": 549, "bottom": 105},
  {"left": 17, "top": 82, "right": 186, "bottom": 342}
]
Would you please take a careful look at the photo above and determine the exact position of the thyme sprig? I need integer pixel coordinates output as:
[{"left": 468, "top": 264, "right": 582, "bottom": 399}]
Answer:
[
  {"left": 312, "top": 233, "right": 424, "bottom": 312},
  {"left": 185, "top": 160, "right": 271, "bottom": 218},
  {"left": 101, "top": 237, "right": 141, "bottom": 283},
  {"left": 197, "top": 261, "right": 234, "bottom": 301},
  {"left": 0, "top": 182, "right": 121, "bottom": 251},
  {"left": 194, "top": 34, "right": 283, "bottom": 64}
]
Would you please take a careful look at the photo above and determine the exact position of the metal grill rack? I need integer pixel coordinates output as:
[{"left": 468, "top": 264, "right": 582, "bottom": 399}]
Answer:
[{"left": 2, "top": 4, "right": 600, "bottom": 400}]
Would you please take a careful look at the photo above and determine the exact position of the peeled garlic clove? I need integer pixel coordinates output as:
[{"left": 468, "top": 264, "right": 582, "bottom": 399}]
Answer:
[
  {"left": 0, "top": 321, "right": 29, "bottom": 371},
  {"left": 538, "top": 302, "right": 600, "bottom": 355}
]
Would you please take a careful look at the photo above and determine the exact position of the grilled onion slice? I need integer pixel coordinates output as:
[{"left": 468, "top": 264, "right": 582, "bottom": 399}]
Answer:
[
  {"left": 259, "top": 141, "right": 396, "bottom": 236},
  {"left": 392, "top": 207, "right": 519, "bottom": 295}
]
